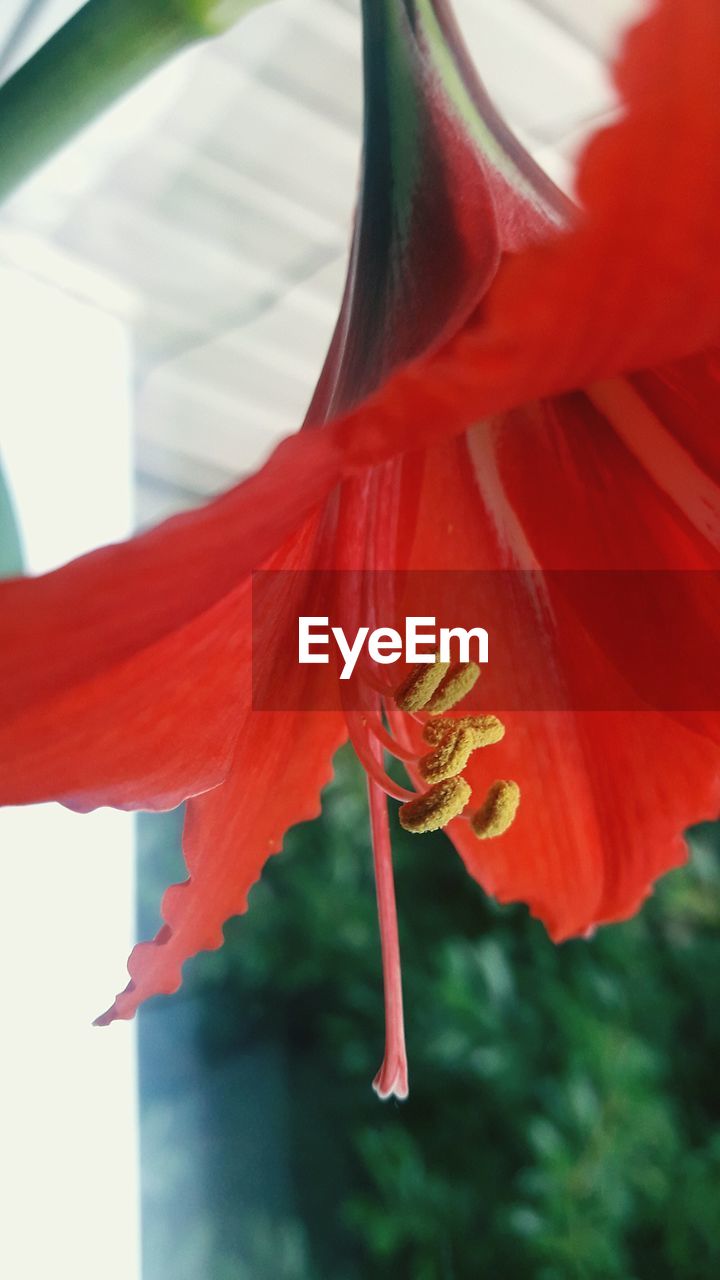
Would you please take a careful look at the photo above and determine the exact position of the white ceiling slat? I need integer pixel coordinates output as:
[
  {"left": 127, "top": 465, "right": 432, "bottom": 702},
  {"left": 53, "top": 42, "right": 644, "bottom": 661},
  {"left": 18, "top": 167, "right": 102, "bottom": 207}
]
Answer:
[
  {"left": 134, "top": 435, "right": 239, "bottom": 511},
  {"left": 527, "top": 0, "right": 645, "bottom": 55},
  {"left": 0, "top": 0, "right": 640, "bottom": 523},
  {"left": 453, "top": 0, "right": 617, "bottom": 142},
  {"left": 137, "top": 254, "right": 349, "bottom": 480},
  {"left": 107, "top": 136, "right": 347, "bottom": 244}
]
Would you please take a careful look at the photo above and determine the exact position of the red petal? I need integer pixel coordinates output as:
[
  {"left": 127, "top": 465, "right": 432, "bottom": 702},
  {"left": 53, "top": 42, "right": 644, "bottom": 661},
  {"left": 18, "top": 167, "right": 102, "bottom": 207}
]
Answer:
[
  {"left": 0, "top": 508, "right": 330, "bottom": 811},
  {"left": 481, "top": 378, "right": 720, "bottom": 742},
  {"left": 0, "top": 455, "right": 335, "bottom": 725},
  {"left": 394, "top": 402, "right": 720, "bottom": 934},
  {"left": 464, "top": 0, "right": 720, "bottom": 395},
  {"left": 389, "top": 353, "right": 720, "bottom": 729},
  {"left": 448, "top": 708, "right": 720, "bottom": 940},
  {"left": 489, "top": 382, "right": 720, "bottom": 571},
  {"left": 0, "top": 582, "right": 249, "bottom": 811},
  {"left": 96, "top": 709, "right": 346, "bottom": 1022}
]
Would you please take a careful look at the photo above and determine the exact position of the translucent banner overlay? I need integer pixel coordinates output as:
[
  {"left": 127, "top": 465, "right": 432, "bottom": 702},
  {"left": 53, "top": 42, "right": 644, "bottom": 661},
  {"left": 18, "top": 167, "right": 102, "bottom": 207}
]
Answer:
[{"left": 251, "top": 570, "right": 720, "bottom": 713}]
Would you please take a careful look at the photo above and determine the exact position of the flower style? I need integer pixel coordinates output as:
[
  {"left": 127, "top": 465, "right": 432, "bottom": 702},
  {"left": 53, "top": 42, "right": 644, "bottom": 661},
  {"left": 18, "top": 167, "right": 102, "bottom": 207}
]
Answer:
[{"left": 1, "top": 0, "right": 719, "bottom": 1099}]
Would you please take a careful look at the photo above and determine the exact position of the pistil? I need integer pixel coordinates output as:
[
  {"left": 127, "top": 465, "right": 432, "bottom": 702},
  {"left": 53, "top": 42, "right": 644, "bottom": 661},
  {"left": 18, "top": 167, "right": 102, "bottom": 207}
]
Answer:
[
  {"left": 355, "top": 657, "right": 520, "bottom": 1100},
  {"left": 367, "top": 735, "right": 409, "bottom": 1102}
]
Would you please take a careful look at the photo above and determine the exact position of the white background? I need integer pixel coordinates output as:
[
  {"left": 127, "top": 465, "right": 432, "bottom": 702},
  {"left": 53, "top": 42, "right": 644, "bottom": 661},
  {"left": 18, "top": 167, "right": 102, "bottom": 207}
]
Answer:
[{"left": 0, "top": 267, "right": 139, "bottom": 1280}]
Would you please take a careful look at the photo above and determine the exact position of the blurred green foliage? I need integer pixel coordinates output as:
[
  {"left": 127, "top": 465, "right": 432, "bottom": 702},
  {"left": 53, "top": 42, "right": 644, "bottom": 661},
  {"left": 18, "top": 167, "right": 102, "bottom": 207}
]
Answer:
[{"left": 138, "top": 746, "right": 720, "bottom": 1280}]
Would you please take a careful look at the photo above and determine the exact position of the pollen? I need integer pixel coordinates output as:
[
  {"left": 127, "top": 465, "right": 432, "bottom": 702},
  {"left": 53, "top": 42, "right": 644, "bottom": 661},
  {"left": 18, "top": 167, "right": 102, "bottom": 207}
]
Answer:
[
  {"left": 424, "top": 662, "right": 480, "bottom": 713},
  {"left": 423, "top": 714, "right": 505, "bottom": 748},
  {"left": 464, "top": 714, "right": 505, "bottom": 746},
  {"left": 399, "top": 776, "right": 471, "bottom": 834},
  {"left": 471, "top": 780, "right": 521, "bottom": 839},
  {"left": 419, "top": 723, "right": 476, "bottom": 784},
  {"left": 394, "top": 659, "right": 450, "bottom": 713}
]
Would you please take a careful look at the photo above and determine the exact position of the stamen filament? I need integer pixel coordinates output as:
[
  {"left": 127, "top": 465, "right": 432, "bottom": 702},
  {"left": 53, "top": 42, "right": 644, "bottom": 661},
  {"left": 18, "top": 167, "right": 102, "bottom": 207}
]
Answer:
[
  {"left": 345, "top": 711, "right": 415, "bottom": 803},
  {"left": 368, "top": 715, "right": 418, "bottom": 763},
  {"left": 385, "top": 697, "right": 424, "bottom": 747},
  {"left": 367, "top": 740, "right": 409, "bottom": 1102},
  {"left": 356, "top": 659, "right": 396, "bottom": 696}
]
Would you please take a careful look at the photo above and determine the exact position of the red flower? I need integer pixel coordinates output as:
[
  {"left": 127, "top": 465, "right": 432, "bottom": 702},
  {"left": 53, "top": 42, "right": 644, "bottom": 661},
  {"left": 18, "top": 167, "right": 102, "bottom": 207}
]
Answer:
[{"left": 1, "top": 0, "right": 719, "bottom": 1099}]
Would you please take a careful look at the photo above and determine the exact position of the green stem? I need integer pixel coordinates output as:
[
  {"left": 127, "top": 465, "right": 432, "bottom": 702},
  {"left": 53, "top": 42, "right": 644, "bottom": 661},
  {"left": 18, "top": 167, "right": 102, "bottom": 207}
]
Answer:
[{"left": 0, "top": 0, "right": 266, "bottom": 204}]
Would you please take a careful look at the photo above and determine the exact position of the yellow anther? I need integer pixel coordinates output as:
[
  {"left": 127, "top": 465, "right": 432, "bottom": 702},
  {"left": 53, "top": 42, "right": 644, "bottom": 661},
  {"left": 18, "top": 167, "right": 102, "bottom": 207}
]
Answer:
[
  {"left": 424, "top": 662, "right": 480, "bottom": 713},
  {"left": 471, "top": 780, "right": 521, "bottom": 839},
  {"left": 419, "top": 724, "right": 476, "bottom": 784},
  {"left": 423, "top": 714, "right": 505, "bottom": 748},
  {"left": 422, "top": 718, "right": 453, "bottom": 745},
  {"left": 399, "top": 777, "right": 471, "bottom": 834},
  {"left": 394, "top": 659, "right": 450, "bottom": 713},
  {"left": 463, "top": 714, "right": 505, "bottom": 746}
]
